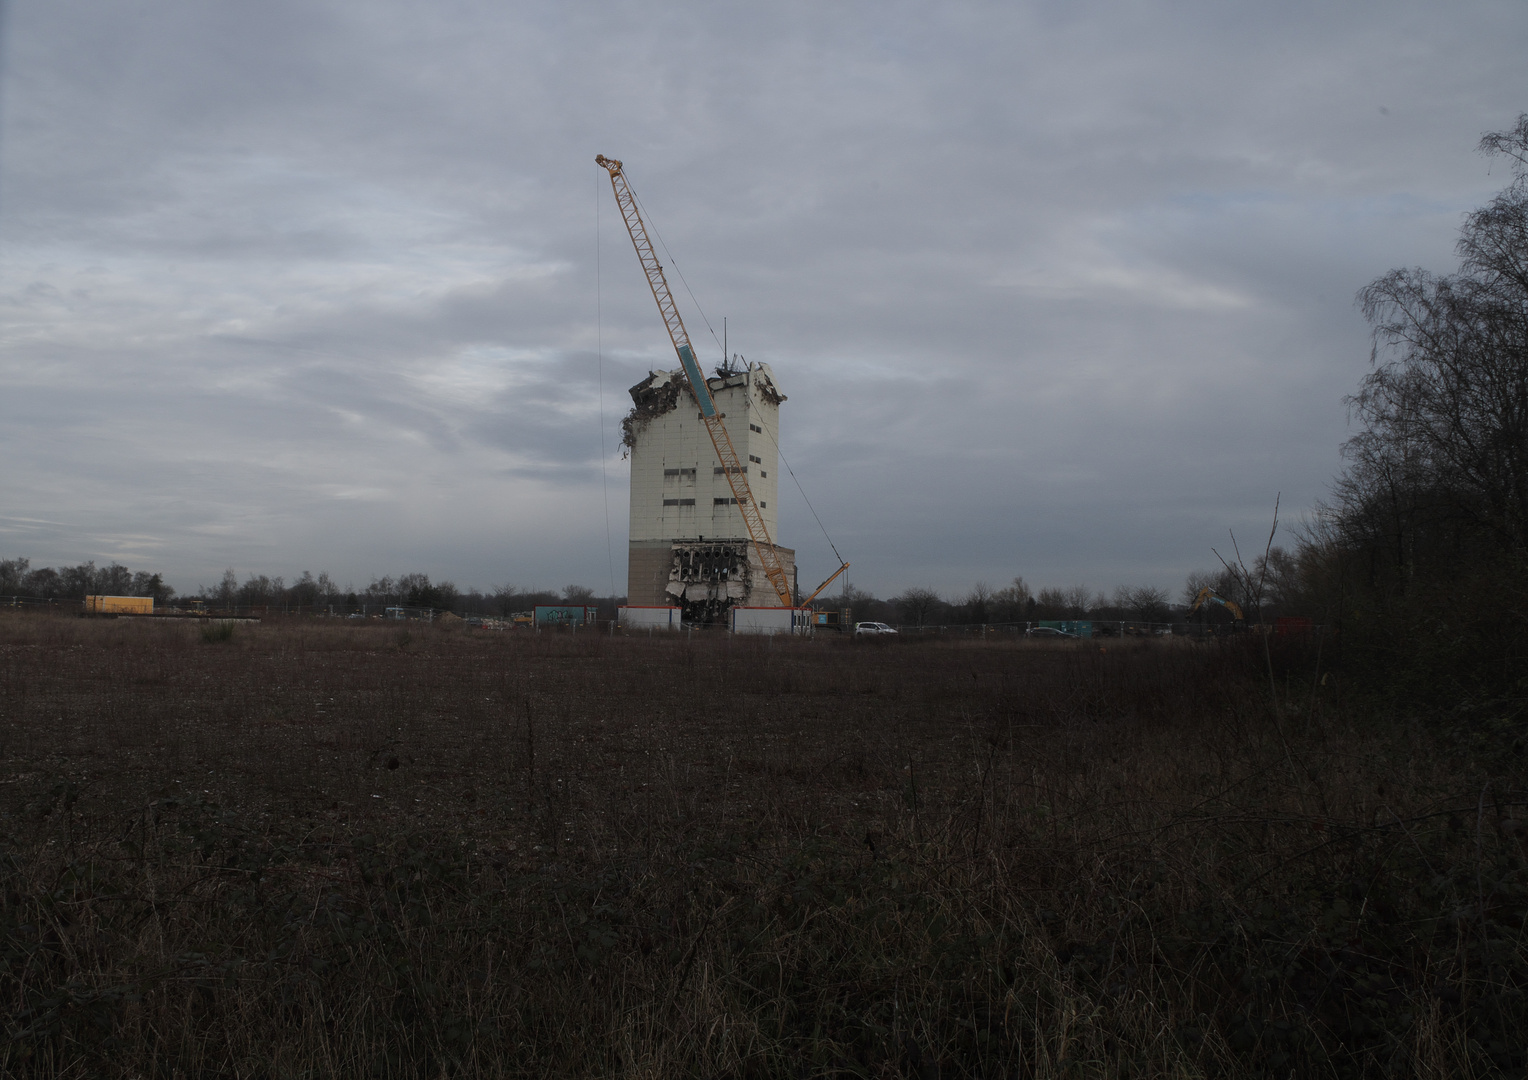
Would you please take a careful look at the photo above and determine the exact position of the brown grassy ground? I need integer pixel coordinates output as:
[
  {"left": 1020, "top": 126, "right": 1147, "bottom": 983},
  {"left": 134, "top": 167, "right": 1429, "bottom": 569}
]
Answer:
[{"left": 1, "top": 613, "right": 1525, "bottom": 1078}]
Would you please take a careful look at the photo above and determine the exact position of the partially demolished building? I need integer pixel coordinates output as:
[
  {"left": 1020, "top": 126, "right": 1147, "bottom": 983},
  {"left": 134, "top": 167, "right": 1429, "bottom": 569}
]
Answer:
[{"left": 624, "top": 362, "right": 795, "bottom": 624}]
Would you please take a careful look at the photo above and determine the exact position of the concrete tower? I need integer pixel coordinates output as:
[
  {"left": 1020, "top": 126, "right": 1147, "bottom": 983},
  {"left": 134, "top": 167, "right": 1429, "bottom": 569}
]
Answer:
[{"left": 623, "top": 361, "right": 795, "bottom": 624}]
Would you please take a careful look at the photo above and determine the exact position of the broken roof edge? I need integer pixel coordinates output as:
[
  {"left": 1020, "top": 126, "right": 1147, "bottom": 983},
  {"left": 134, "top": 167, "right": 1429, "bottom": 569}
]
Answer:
[
  {"left": 621, "top": 362, "right": 786, "bottom": 450},
  {"left": 626, "top": 362, "right": 785, "bottom": 409}
]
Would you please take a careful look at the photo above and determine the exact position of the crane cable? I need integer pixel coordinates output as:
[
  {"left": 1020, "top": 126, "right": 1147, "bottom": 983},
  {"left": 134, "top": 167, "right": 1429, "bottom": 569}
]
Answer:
[
  {"left": 596, "top": 171, "right": 617, "bottom": 600},
  {"left": 627, "top": 179, "right": 726, "bottom": 362},
  {"left": 741, "top": 379, "right": 846, "bottom": 568}
]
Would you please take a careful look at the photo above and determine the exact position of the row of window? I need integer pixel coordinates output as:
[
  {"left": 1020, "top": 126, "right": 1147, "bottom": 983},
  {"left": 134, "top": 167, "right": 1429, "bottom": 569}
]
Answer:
[
  {"left": 664, "top": 463, "right": 766, "bottom": 481},
  {"left": 660, "top": 497, "right": 766, "bottom": 509},
  {"left": 750, "top": 424, "right": 762, "bottom": 433},
  {"left": 666, "top": 465, "right": 770, "bottom": 478}
]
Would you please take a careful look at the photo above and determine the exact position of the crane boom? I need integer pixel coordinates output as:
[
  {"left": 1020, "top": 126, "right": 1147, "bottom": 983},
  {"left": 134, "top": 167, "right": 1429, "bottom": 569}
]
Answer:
[
  {"left": 596, "top": 154, "right": 794, "bottom": 608},
  {"left": 800, "top": 562, "right": 850, "bottom": 607}
]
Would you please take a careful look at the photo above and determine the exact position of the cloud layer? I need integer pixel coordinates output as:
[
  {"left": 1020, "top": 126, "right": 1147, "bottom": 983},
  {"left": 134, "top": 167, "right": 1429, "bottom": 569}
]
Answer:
[{"left": 2, "top": 0, "right": 1525, "bottom": 599}]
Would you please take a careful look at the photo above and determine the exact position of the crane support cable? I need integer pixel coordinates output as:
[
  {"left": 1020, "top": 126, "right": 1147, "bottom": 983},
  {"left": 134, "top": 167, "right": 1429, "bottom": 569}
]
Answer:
[
  {"left": 596, "top": 154, "right": 793, "bottom": 608},
  {"left": 628, "top": 186, "right": 726, "bottom": 364},
  {"left": 740, "top": 379, "right": 846, "bottom": 568}
]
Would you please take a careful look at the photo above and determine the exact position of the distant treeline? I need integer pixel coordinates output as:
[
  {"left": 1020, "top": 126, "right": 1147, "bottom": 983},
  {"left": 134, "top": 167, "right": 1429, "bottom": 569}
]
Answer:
[
  {"left": 195, "top": 569, "right": 622, "bottom": 619},
  {"left": 0, "top": 558, "right": 176, "bottom": 603},
  {"left": 2, "top": 553, "right": 1274, "bottom": 628},
  {"left": 834, "top": 571, "right": 1289, "bottom": 628},
  {"left": 0, "top": 558, "right": 623, "bottom": 618}
]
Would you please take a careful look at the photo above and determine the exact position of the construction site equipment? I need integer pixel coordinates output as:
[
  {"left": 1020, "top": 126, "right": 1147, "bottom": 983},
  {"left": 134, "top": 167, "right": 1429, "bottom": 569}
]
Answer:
[
  {"left": 812, "top": 609, "right": 851, "bottom": 631},
  {"left": 1036, "top": 620, "right": 1092, "bottom": 638},
  {"left": 597, "top": 154, "right": 794, "bottom": 608},
  {"left": 1185, "top": 587, "right": 1246, "bottom": 627},
  {"left": 619, "top": 606, "right": 682, "bottom": 631},
  {"left": 534, "top": 605, "right": 599, "bottom": 628},
  {"left": 800, "top": 562, "right": 850, "bottom": 607},
  {"left": 730, "top": 606, "right": 813, "bottom": 635},
  {"left": 85, "top": 595, "right": 153, "bottom": 615}
]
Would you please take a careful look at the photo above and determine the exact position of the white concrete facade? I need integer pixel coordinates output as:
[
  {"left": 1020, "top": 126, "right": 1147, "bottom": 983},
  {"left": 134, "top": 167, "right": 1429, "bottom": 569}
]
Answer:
[{"left": 626, "top": 363, "right": 783, "bottom": 544}]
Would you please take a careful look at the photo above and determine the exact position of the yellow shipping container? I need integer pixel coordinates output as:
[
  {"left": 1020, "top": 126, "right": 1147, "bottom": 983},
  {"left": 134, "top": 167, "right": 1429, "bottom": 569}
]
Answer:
[{"left": 86, "top": 595, "right": 154, "bottom": 614}]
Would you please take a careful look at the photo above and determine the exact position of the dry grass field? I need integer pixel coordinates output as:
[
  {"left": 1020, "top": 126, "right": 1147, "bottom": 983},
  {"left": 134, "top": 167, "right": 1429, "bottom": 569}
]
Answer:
[{"left": 2, "top": 613, "right": 1525, "bottom": 1078}]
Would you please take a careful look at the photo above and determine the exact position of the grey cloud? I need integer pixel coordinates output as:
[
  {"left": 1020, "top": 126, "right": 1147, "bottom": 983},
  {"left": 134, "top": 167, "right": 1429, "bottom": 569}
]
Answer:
[{"left": 2, "top": 0, "right": 1525, "bottom": 597}]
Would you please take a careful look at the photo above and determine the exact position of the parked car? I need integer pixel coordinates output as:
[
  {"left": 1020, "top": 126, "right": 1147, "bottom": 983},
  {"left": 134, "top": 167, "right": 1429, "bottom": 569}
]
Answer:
[
  {"left": 854, "top": 621, "right": 899, "bottom": 636},
  {"left": 1025, "top": 626, "right": 1076, "bottom": 638}
]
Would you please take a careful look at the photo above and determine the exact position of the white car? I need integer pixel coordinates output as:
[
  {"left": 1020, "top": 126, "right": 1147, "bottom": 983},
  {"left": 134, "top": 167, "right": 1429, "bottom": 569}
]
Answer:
[{"left": 854, "top": 621, "right": 899, "bottom": 636}]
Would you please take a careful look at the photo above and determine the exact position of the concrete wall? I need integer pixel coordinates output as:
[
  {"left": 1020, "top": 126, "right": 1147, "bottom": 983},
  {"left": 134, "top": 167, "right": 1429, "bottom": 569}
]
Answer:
[
  {"left": 746, "top": 541, "right": 796, "bottom": 608},
  {"left": 627, "top": 540, "right": 675, "bottom": 607},
  {"left": 627, "top": 363, "right": 783, "bottom": 545}
]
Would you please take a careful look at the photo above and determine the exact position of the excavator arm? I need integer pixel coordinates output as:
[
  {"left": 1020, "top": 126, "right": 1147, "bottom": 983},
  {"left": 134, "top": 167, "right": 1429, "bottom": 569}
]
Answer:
[
  {"left": 596, "top": 155, "right": 794, "bottom": 608},
  {"left": 1185, "top": 586, "right": 1246, "bottom": 623}
]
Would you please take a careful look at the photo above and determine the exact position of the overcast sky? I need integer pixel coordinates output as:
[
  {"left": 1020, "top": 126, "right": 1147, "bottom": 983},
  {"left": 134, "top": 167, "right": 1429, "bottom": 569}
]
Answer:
[{"left": 2, "top": 1, "right": 1525, "bottom": 601}]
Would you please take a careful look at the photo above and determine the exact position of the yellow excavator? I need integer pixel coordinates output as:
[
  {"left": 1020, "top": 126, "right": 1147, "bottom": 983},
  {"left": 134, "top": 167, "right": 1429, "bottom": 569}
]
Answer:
[{"left": 1185, "top": 586, "right": 1246, "bottom": 630}]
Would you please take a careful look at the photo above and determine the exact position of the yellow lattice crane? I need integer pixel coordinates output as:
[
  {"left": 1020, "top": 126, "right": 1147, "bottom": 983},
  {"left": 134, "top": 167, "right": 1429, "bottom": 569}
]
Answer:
[{"left": 597, "top": 154, "right": 794, "bottom": 608}]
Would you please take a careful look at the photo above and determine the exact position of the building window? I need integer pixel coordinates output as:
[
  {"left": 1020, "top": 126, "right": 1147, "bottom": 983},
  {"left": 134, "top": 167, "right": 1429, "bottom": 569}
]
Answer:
[
  {"left": 714, "top": 497, "right": 748, "bottom": 506},
  {"left": 760, "top": 470, "right": 767, "bottom": 478},
  {"left": 680, "top": 498, "right": 694, "bottom": 506},
  {"left": 664, "top": 498, "right": 695, "bottom": 507},
  {"left": 663, "top": 467, "right": 697, "bottom": 479},
  {"left": 664, "top": 468, "right": 680, "bottom": 477},
  {"left": 713, "top": 465, "right": 747, "bottom": 475},
  {"left": 748, "top": 455, "right": 761, "bottom": 464},
  {"left": 761, "top": 501, "right": 767, "bottom": 508},
  {"left": 750, "top": 424, "right": 762, "bottom": 433}
]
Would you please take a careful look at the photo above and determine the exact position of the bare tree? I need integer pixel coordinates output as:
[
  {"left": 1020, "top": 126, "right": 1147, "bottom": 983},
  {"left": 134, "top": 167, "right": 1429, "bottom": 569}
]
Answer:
[
  {"left": 1350, "top": 114, "right": 1528, "bottom": 555},
  {"left": 130, "top": 571, "right": 175, "bottom": 602},
  {"left": 1122, "top": 585, "right": 1170, "bottom": 622},
  {"left": 96, "top": 563, "right": 133, "bottom": 594},
  {"left": 895, "top": 587, "right": 941, "bottom": 627},
  {"left": 993, "top": 576, "right": 1033, "bottom": 621},
  {"left": 839, "top": 585, "right": 878, "bottom": 623},
  {"left": 964, "top": 582, "right": 995, "bottom": 624},
  {"left": 1035, "top": 587, "right": 1068, "bottom": 618},
  {"left": 0, "top": 557, "right": 29, "bottom": 593},
  {"left": 59, "top": 562, "right": 97, "bottom": 599}
]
